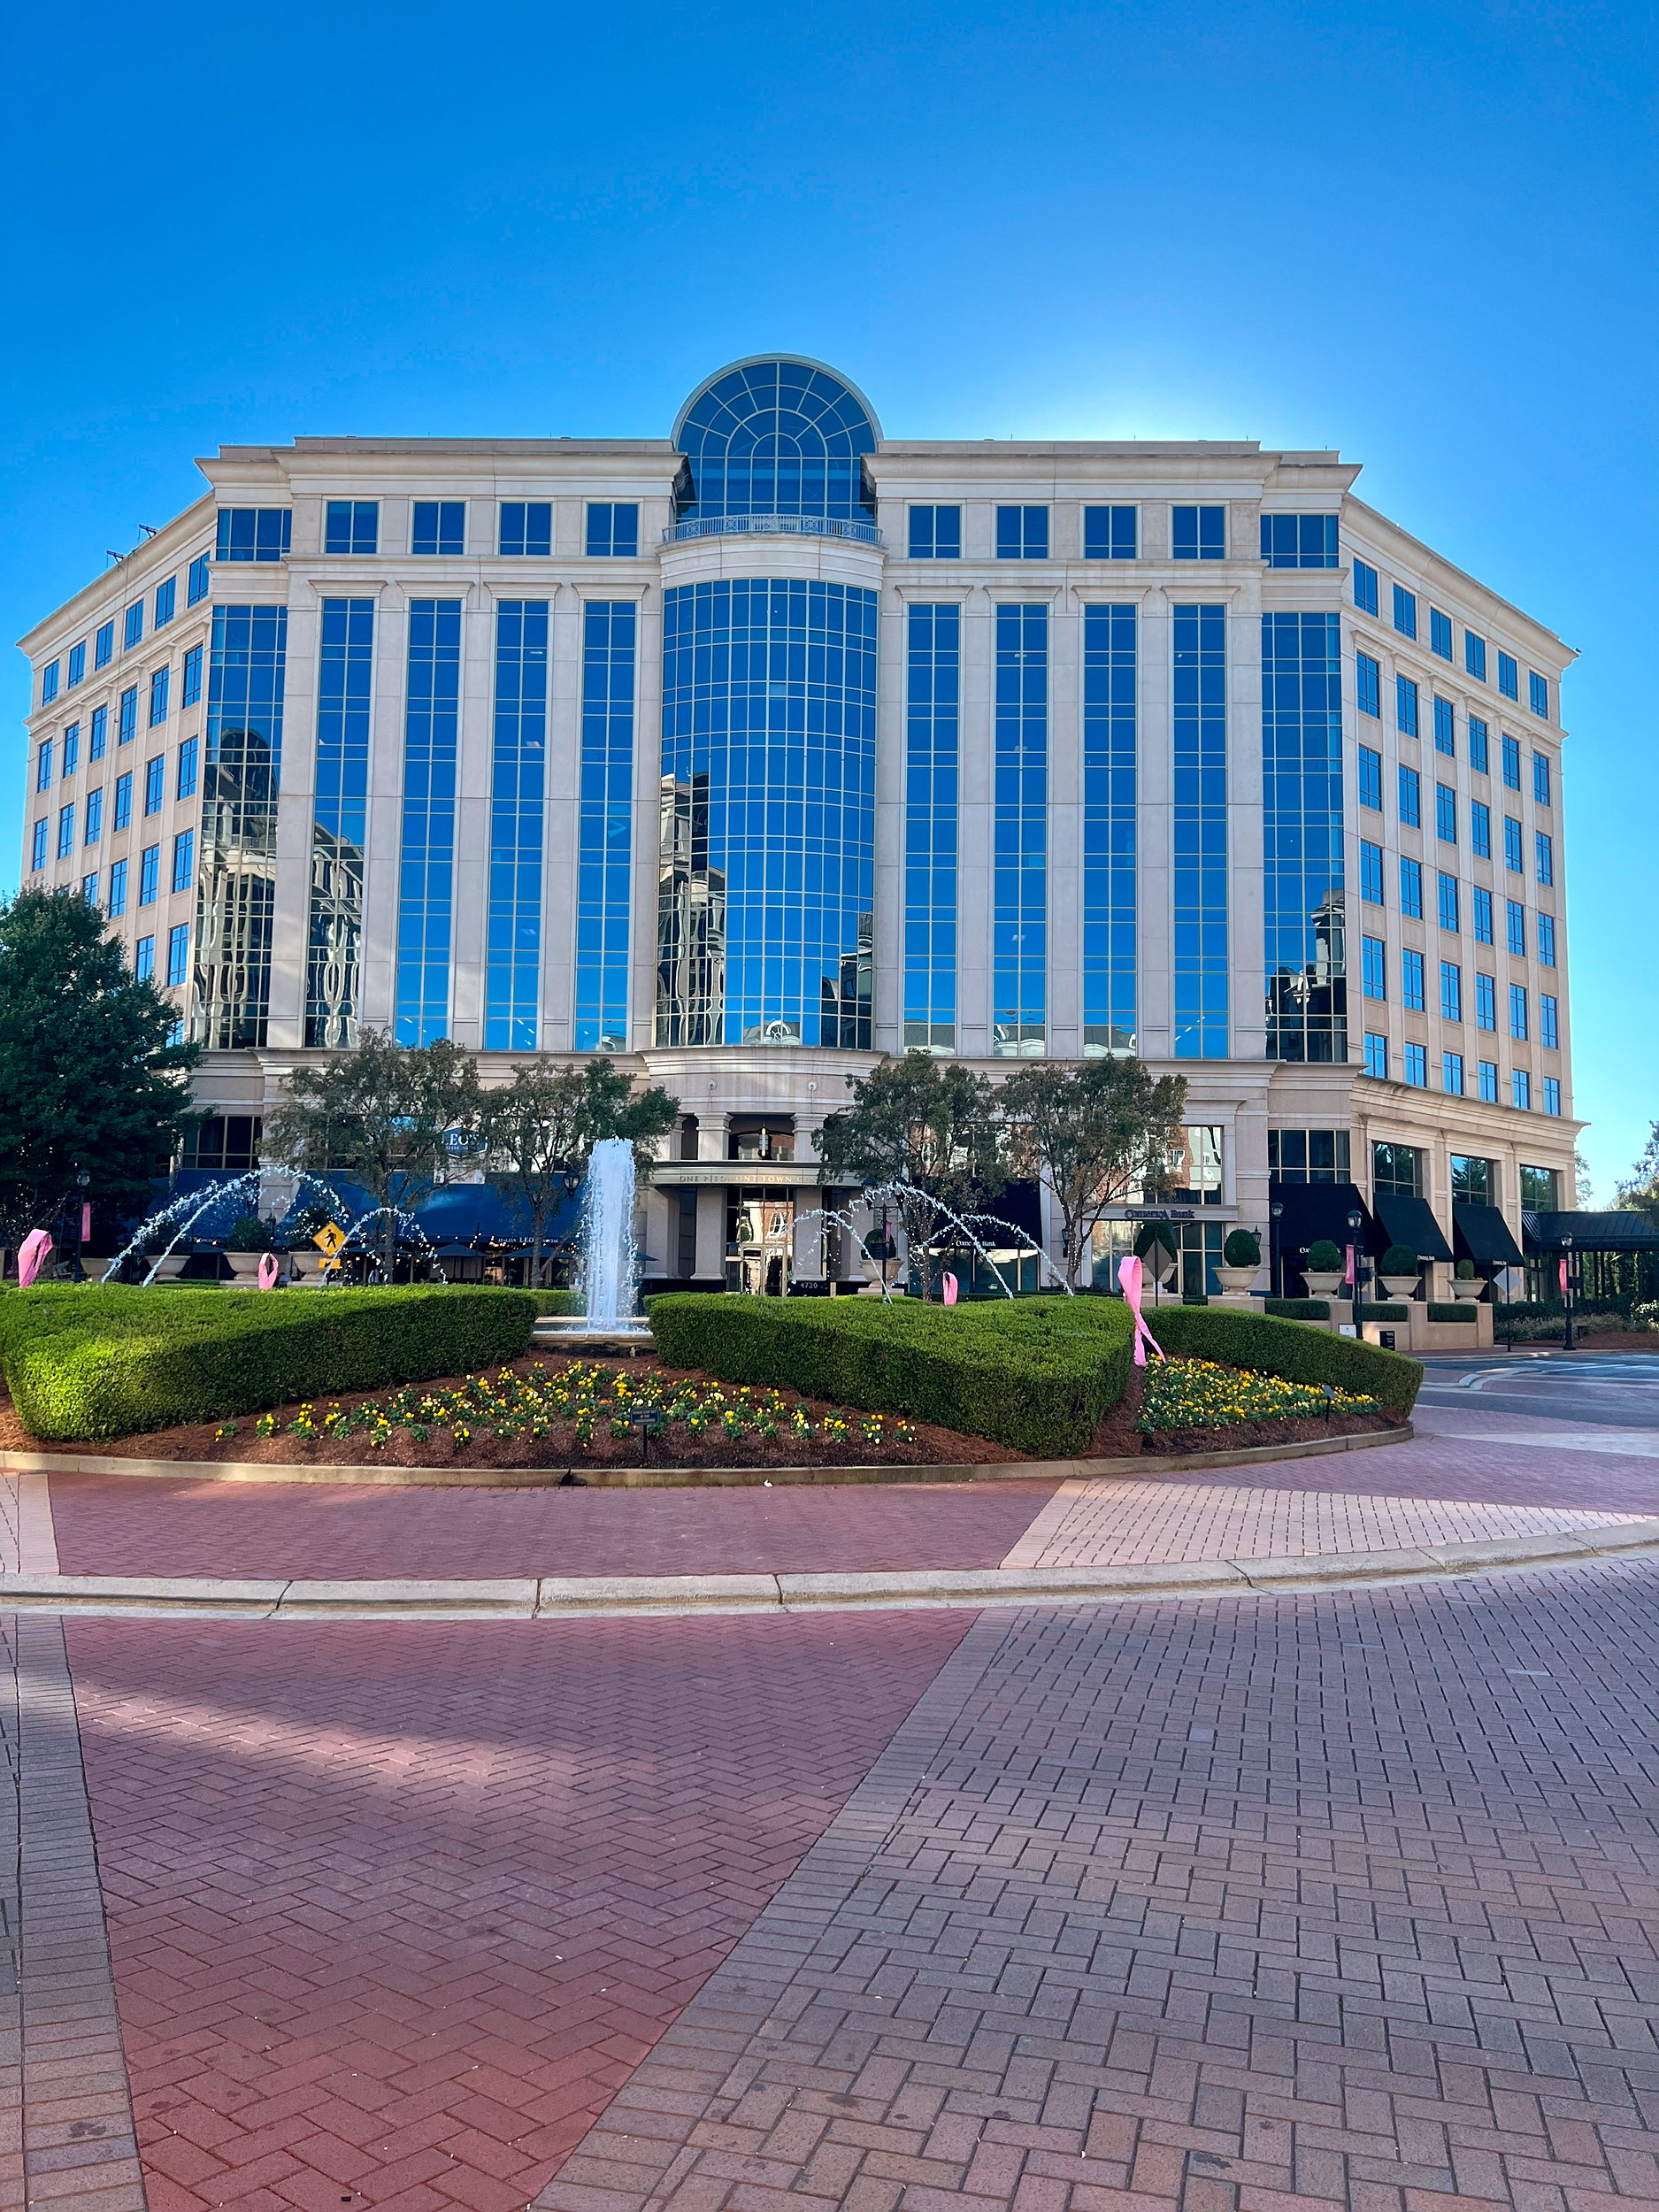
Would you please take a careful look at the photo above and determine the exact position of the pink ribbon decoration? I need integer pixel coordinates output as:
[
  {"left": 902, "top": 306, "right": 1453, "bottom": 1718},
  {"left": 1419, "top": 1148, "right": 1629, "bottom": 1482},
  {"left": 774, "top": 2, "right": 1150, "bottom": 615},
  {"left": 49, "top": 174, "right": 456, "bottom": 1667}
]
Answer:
[
  {"left": 81, "top": 1202, "right": 93, "bottom": 1243},
  {"left": 257, "top": 1252, "right": 280, "bottom": 1290},
  {"left": 942, "top": 1272, "right": 958, "bottom": 1307},
  {"left": 1117, "top": 1253, "right": 1164, "bottom": 1367},
  {"left": 17, "top": 1231, "right": 51, "bottom": 1286},
  {"left": 1559, "top": 1257, "right": 1570, "bottom": 1294},
  {"left": 1345, "top": 1243, "right": 1356, "bottom": 1286}
]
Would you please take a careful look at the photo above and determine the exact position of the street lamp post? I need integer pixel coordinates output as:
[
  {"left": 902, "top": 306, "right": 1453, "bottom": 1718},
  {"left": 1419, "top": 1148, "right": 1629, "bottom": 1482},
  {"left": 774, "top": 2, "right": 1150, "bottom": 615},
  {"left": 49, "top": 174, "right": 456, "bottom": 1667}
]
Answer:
[
  {"left": 72, "top": 1166, "right": 90, "bottom": 1283},
  {"left": 1561, "top": 1232, "right": 1576, "bottom": 1353},
  {"left": 1270, "top": 1201, "right": 1284, "bottom": 1299},
  {"left": 1348, "top": 1207, "right": 1365, "bottom": 1340}
]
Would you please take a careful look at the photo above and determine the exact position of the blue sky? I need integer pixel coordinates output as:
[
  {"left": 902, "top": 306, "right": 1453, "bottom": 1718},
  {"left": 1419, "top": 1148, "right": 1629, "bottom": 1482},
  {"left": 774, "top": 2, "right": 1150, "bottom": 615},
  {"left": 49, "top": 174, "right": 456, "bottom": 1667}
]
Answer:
[{"left": 5, "top": 0, "right": 1654, "bottom": 1194}]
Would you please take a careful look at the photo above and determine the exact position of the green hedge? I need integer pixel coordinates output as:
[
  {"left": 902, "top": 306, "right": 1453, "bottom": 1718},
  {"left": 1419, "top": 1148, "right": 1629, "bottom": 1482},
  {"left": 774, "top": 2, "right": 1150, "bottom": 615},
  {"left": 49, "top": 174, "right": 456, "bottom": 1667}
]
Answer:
[
  {"left": 1425, "top": 1302, "right": 1479, "bottom": 1323},
  {"left": 1263, "top": 1297, "right": 1331, "bottom": 1321},
  {"left": 649, "top": 1293, "right": 1137, "bottom": 1457},
  {"left": 535, "top": 1289, "right": 582, "bottom": 1315},
  {"left": 0, "top": 1285, "right": 541, "bottom": 1440},
  {"left": 1148, "top": 1305, "right": 1422, "bottom": 1416}
]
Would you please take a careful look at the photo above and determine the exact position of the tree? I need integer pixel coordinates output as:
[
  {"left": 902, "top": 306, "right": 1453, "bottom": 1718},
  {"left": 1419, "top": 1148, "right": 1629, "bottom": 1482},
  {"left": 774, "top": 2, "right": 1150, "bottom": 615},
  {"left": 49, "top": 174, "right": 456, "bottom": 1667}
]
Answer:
[
  {"left": 815, "top": 1052, "right": 1004, "bottom": 1297},
  {"left": 0, "top": 888, "right": 199, "bottom": 1257},
  {"left": 1617, "top": 1128, "right": 1659, "bottom": 1225},
  {"left": 263, "top": 1033, "right": 482, "bottom": 1279},
  {"left": 998, "top": 1056, "right": 1188, "bottom": 1287},
  {"left": 480, "top": 1059, "right": 679, "bottom": 1286}
]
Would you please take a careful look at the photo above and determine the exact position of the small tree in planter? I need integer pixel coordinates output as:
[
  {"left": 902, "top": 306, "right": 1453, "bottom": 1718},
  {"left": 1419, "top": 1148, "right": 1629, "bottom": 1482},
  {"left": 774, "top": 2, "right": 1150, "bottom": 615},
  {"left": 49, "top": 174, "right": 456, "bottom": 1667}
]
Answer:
[
  {"left": 1303, "top": 1237, "right": 1346, "bottom": 1292},
  {"left": 1217, "top": 1227, "right": 1262, "bottom": 1293},
  {"left": 224, "top": 1213, "right": 280, "bottom": 1279},
  {"left": 1379, "top": 1243, "right": 1422, "bottom": 1295},
  {"left": 1452, "top": 1255, "right": 1486, "bottom": 1299},
  {"left": 1133, "top": 1218, "right": 1179, "bottom": 1300}
]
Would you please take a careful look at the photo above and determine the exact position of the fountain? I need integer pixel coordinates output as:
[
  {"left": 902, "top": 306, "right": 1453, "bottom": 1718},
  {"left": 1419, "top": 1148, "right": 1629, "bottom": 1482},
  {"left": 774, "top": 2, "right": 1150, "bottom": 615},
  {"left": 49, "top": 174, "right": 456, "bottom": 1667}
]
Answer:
[
  {"left": 536, "top": 1138, "right": 656, "bottom": 1352},
  {"left": 102, "top": 1166, "right": 365, "bottom": 1286}
]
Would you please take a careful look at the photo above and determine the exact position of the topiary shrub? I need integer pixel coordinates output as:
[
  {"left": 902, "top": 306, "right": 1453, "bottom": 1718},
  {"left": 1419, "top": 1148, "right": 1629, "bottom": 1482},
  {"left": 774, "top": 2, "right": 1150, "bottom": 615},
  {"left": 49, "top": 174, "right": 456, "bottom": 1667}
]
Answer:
[
  {"left": 1454, "top": 1256, "right": 1477, "bottom": 1279},
  {"left": 649, "top": 1293, "right": 1137, "bottom": 1457},
  {"left": 1134, "top": 1221, "right": 1178, "bottom": 1261},
  {"left": 226, "top": 1214, "right": 279, "bottom": 1253},
  {"left": 1150, "top": 1304, "right": 1421, "bottom": 1416},
  {"left": 1306, "top": 1239, "right": 1344, "bottom": 1272},
  {"left": 1425, "top": 1302, "right": 1479, "bottom": 1323},
  {"left": 1263, "top": 1297, "right": 1332, "bottom": 1321},
  {"left": 1222, "top": 1229, "right": 1261, "bottom": 1269},
  {"left": 1380, "top": 1244, "right": 1419, "bottom": 1278},
  {"left": 0, "top": 1284, "right": 540, "bottom": 1440}
]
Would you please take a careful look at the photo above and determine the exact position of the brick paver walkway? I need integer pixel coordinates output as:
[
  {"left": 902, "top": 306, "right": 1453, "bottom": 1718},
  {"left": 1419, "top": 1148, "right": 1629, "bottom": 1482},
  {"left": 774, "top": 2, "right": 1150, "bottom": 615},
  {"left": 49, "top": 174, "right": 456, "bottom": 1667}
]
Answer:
[
  {"left": 46, "top": 1475, "right": 1057, "bottom": 1582},
  {"left": 1002, "top": 1478, "right": 1646, "bottom": 1569},
  {"left": 65, "top": 1611, "right": 972, "bottom": 2212},
  {"left": 543, "top": 1560, "right": 1659, "bottom": 2208}
]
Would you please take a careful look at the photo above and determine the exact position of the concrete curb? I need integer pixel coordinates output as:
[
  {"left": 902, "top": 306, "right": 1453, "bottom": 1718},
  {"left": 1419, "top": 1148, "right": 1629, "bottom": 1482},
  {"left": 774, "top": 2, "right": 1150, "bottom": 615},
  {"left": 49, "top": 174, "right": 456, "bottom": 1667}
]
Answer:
[
  {"left": 2, "top": 1509, "right": 1655, "bottom": 1621},
  {"left": 0, "top": 1420, "right": 1412, "bottom": 1489}
]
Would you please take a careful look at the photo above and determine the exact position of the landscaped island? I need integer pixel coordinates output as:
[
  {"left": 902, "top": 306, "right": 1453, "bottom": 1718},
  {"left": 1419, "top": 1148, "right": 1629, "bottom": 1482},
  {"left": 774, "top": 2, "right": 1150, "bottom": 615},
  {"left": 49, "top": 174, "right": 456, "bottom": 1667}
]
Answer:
[{"left": 0, "top": 1286, "right": 1419, "bottom": 1472}]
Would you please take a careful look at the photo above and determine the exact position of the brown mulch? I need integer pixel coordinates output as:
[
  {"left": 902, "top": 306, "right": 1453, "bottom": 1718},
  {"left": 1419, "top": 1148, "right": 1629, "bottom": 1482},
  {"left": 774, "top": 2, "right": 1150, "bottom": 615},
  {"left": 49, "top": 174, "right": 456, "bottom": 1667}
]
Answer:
[{"left": 0, "top": 1350, "right": 1398, "bottom": 1472}]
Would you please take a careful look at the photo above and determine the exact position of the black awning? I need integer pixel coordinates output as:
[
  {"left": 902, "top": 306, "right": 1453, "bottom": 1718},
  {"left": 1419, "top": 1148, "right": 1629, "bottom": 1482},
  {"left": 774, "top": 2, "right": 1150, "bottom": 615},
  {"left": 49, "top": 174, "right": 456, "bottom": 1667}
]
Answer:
[
  {"left": 1373, "top": 1192, "right": 1454, "bottom": 1262},
  {"left": 1269, "top": 1180, "right": 1376, "bottom": 1255},
  {"left": 1453, "top": 1202, "right": 1525, "bottom": 1268},
  {"left": 1524, "top": 1209, "right": 1659, "bottom": 1253}
]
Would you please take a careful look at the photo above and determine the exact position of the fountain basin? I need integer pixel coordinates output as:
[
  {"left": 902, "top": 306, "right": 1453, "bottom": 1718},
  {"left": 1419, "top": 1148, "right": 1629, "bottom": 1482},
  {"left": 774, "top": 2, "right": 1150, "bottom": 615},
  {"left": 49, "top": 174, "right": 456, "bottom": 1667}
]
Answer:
[{"left": 534, "top": 1317, "right": 656, "bottom": 1356}]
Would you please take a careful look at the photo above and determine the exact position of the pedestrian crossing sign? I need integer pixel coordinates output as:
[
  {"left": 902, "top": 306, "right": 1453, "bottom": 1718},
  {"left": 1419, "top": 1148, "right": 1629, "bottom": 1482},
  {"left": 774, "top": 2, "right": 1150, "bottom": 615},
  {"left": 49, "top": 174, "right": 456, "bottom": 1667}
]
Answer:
[{"left": 313, "top": 1221, "right": 349, "bottom": 1257}]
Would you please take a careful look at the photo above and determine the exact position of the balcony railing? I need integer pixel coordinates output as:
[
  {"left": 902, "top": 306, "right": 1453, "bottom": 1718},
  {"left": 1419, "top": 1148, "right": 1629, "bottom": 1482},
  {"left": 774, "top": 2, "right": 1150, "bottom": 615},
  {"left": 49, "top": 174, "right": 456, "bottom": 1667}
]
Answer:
[{"left": 663, "top": 513, "right": 883, "bottom": 549}]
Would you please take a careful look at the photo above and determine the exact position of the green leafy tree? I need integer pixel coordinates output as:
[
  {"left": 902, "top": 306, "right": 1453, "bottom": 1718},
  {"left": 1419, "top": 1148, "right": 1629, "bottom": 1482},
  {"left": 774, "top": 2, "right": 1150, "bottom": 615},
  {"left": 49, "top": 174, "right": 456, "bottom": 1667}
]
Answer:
[
  {"left": 815, "top": 1051, "right": 1004, "bottom": 1296},
  {"left": 0, "top": 887, "right": 200, "bottom": 1258},
  {"left": 263, "top": 1033, "right": 482, "bottom": 1279},
  {"left": 999, "top": 1057, "right": 1188, "bottom": 1286},
  {"left": 480, "top": 1059, "right": 679, "bottom": 1286},
  {"left": 1617, "top": 1129, "right": 1659, "bottom": 1225}
]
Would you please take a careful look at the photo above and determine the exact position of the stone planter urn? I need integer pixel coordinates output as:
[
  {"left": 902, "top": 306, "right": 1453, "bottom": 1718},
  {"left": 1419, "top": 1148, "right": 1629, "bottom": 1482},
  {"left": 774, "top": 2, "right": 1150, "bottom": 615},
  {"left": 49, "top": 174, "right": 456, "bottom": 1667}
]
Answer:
[
  {"left": 1214, "top": 1265, "right": 1260, "bottom": 1294},
  {"left": 1302, "top": 1271, "right": 1345, "bottom": 1295},
  {"left": 1380, "top": 1273, "right": 1421, "bottom": 1299},
  {"left": 288, "top": 1251, "right": 325, "bottom": 1283},
  {"left": 226, "top": 1252, "right": 264, "bottom": 1281},
  {"left": 1452, "top": 1275, "right": 1486, "bottom": 1300},
  {"left": 148, "top": 1253, "right": 188, "bottom": 1279}
]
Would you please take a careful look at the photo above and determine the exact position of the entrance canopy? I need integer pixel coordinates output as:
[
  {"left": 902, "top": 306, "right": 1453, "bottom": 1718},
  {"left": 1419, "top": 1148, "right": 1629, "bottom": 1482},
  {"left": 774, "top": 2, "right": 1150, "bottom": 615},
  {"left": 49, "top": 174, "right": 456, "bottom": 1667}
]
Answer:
[
  {"left": 1453, "top": 1202, "right": 1525, "bottom": 1269},
  {"left": 1372, "top": 1192, "right": 1454, "bottom": 1263},
  {"left": 1524, "top": 1210, "right": 1659, "bottom": 1254},
  {"left": 1269, "top": 1180, "right": 1376, "bottom": 1255}
]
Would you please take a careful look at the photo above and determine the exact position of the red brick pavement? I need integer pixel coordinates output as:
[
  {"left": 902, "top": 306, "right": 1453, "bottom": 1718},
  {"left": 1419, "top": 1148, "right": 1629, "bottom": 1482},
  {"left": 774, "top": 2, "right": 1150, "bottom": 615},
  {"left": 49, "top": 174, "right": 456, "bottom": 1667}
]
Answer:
[
  {"left": 545, "top": 1563, "right": 1659, "bottom": 2208},
  {"left": 48, "top": 1474, "right": 1056, "bottom": 1582},
  {"left": 63, "top": 1611, "right": 974, "bottom": 2212}
]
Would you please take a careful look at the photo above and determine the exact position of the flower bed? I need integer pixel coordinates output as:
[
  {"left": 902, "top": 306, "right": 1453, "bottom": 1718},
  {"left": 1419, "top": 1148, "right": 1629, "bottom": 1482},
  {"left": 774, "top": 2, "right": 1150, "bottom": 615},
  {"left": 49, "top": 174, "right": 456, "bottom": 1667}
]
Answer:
[
  {"left": 1138, "top": 1356, "right": 1384, "bottom": 1440},
  {"left": 217, "top": 1361, "right": 924, "bottom": 1463}
]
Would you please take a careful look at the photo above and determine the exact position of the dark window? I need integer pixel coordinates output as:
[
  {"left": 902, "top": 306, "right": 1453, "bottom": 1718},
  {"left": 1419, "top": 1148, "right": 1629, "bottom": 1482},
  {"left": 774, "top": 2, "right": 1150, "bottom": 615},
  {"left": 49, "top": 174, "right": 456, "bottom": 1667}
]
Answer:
[
  {"left": 1260, "top": 514, "right": 1337, "bottom": 567},
  {"left": 499, "top": 501, "right": 553, "bottom": 556},
  {"left": 908, "top": 505, "right": 961, "bottom": 558},
  {"left": 325, "top": 501, "right": 378, "bottom": 554},
  {"left": 585, "top": 502, "right": 639, "bottom": 557},
  {"left": 1172, "top": 504, "right": 1225, "bottom": 559},
  {"left": 995, "top": 505, "right": 1048, "bottom": 559},
  {"left": 216, "top": 508, "right": 291, "bottom": 562},
  {"left": 1372, "top": 1141, "right": 1423, "bottom": 1197},
  {"left": 1083, "top": 505, "right": 1136, "bottom": 558},
  {"left": 411, "top": 501, "right": 465, "bottom": 555}
]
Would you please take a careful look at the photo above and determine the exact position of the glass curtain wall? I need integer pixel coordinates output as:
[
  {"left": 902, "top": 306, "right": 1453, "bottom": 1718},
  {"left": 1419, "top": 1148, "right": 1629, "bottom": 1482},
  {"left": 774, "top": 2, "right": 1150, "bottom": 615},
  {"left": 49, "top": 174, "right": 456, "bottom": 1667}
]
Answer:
[
  {"left": 993, "top": 603, "right": 1048, "bottom": 1056},
  {"left": 575, "top": 602, "right": 637, "bottom": 1051},
  {"left": 1172, "top": 603, "right": 1228, "bottom": 1056},
  {"left": 193, "top": 606, "right": 286, "bottom": 1048},
  {"left": 395, "top": 600, "right": 461, "bottom": 1044},
  {"left": 485, "top": 600, "right": 548, "bottom": 1050},
  {"left": 304, "top": 598, "right": 373, "bottom": 1046},
  {"left": 657, "top": 580, "right": 876, "bottom": 1047},
  {"left": 1082, "top": 603, "right": 1136, "bottom": 1054},
  {"left": 902, "top": 604, "right": 958, "bottom": 1052},
  {"left": 1263, "top": 611, "right": 1347, "bottom": 1060}
]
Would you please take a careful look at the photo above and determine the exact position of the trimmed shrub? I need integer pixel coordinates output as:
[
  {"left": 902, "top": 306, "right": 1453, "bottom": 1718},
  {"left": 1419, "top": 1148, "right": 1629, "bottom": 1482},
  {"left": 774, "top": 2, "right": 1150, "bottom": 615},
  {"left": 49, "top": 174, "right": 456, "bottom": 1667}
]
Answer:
[
  {"left": 1425, "top": 1302, "right": 1479, "bottom": 1323},
  {"left": 536, "top": 1288, "right": 582, "bottom": 1315},
  {"left": 1263, "top": 1297, "right": 1330, "bottom": 1321},
  {"left": 1454, "top": 1257, "right": 1478, "bottom": 1280},
  {"left": 1222, "top": 1229, "right": 1260, "bottom": 1269},
  {"left": 649, "top": 1293, "right": 1137, "bottom": 1457},
  {"left": 1148, "top": 1304, "right": 1422, "bottom": 1416},
  {"left": 1306, "top": 1239, "right": 1343, "bottom": 1272},
  {"left": 0, "top": 1285, "right": 540, "bottom": 1440},
  {"left": 1380, "top": 1244, "right": 1419, "bottom": 1278}
]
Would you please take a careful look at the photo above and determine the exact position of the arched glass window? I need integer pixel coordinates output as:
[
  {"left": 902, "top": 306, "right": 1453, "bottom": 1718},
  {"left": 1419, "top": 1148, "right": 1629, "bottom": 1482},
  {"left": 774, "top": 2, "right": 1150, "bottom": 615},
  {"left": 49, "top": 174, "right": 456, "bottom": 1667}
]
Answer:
[{"left": 673, "top": 358, "right": 879, "bottom": 523}]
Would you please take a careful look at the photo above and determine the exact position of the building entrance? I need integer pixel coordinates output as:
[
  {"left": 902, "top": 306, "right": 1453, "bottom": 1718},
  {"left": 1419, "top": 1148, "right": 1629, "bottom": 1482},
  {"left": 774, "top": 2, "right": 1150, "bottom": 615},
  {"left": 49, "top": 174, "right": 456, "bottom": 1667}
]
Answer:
[{"left": 727, "top": 1190, "right": 796, "bottom": 1295}]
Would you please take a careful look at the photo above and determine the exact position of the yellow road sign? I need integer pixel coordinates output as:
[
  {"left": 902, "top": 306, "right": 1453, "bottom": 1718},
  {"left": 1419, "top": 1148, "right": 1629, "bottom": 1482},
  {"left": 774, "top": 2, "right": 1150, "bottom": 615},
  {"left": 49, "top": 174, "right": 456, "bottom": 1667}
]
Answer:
[{"left": 313, "top": 1222, "right": 349, "bottom": 1257}]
